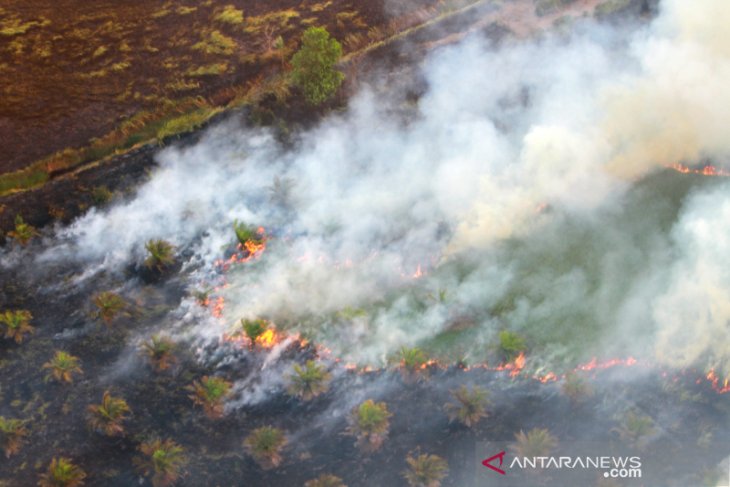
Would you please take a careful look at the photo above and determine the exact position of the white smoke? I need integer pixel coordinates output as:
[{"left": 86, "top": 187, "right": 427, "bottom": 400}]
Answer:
[{"left": 34, "top": 0, "right": 730, "bottom": 371}]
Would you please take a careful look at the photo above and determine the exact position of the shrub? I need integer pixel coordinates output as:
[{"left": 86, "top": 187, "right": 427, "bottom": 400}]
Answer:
[
  {"left": 142, "top": 335, "right": 176, "bottom": 371},
  {"left": 291, "top": 27, "right": 344, "bottom": 105},
  {"left": 244, "top": 426, "right": 287, "bottom": 469},
  {"left": 403, "top": 453, "right": 449, "bottom": 487},
  {"left": 43, "top": 351, "right": 82, "bottom": 383},
  {"left": 398, "top": 347, "right": 428, "bottom": 380},
  {"left": 187, "top": 376, "right": 232, "bottom": 419},
  {"left": 510, "top": 428, "right": 558, "bottom": 458},
  {"left": 286, "top": 360, "right": 331, "bottom": 400},
  {"left": 90, "top": 185, "right": 113, "bottom": 205},
  {"left": 87, "top": 391, "right": 131, "bottom": 437},
  {"left": 215, "top": 5, "right": 244, "bottom": 24},
  {"left": 233, "top": 221, "right": 264, "bottom": 247},
  {"left": 498, "top": 330, "right": 526, "bottom": 360},
  {"left": 613, "top": 411, "right": 655, "bottom": 450},
  {"left": 240, "top": 318, "right": 268, "bottom": 343},
  {"left": 444, "top": 385, "right": 490, "bottom": 428},
  {"left": 347, "top": 399, "right": 392, "bottom": 452},
  {"left": 0, "top": 416, "right": 28, "bottom": 457},
  {"left": 92, "top": 291, "right": 127, "bottom": 324},
  {"left": 38, "top": 457, "right": 86, "bottom": 487},
  {"left": 304, "top": 473, "right": 347, "bottom": 487},
  {"left": 0, "top": 309, "right": 34, "bottom": 343},
  {"left": 144, "top": 239, "right": 176, "bottom": 271},
  {"left": 7, "top": 215, "right": 37, "bottom": 245},
  {"left": 135, "top": 439, "right": 186, "bottom": 487}
]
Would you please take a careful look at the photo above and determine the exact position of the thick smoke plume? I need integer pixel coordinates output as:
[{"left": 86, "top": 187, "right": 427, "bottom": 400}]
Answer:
[{"left": 37, "top": 0, "right": 730, "bottom": 372}]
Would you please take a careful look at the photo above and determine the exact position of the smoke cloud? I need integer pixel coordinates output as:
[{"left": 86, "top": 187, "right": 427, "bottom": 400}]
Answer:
[{"left": 34, "top": 0, "right": 730, "bottom": 372}]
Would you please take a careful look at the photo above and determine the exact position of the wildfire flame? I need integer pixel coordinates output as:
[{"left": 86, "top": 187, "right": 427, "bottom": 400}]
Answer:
[
  {"left": 668, "top": 163, "right": 730, "bottom": 177},
  {"left": 256, "top": 328, "right": 277, "bottom": 348},
  {"left": 706, "top": 369, "right": 730, "bottom": 394}
]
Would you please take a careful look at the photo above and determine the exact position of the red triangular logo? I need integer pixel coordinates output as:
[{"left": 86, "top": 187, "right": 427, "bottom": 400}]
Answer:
[{"left": 482, "top": 451, "right": 506, "bottom": 475}]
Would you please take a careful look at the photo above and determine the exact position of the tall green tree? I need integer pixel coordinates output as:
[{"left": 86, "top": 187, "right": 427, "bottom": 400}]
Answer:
[{"left": 291, "top": 27, "right": 344, "bottom": 105}]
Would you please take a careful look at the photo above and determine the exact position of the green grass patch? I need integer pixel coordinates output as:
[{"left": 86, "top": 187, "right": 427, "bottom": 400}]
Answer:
[
  {"left": 0, "top": 165, "right": 49, "bottom": 196},
  {"left": 215, "top": 5, "right": 244, "bottom": 24},
  {"left": 187, "top": 62, "right": 229, "bottom": 77},
  {"left": 156, "top": 107, "right": 222, "bottom": 141},
  {"left": 192, "top": 30, "right": 237, "bottom": 55}
]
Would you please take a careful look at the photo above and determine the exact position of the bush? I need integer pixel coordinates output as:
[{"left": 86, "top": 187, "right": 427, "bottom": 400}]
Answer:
[
  {"left": 135, "top": 439, "right": 187, "bottom": 487},
  {"left": 240, "top": 318, "right": 268, "bottom": 343},
  {"left": 444, "top": 385, "right": 490, "bottom": 428},
  {"left": 87, "top": 391, "right": 131, "bottom": 437},
  {"left": 187, "top": 376, "right": 232, "bottom": 419},
  {"left": 0, "top": 309, "right": 34, "bottom": 343},
  {"left": 38, "top": 458, "right": 86, "bottom": 487},
  {"left": 43, "top": 351, "right": 82, "bottom": 384},
  {"left": 286, "top": 360, "right": 331, "bottom": 400},
  {"left": 244, "top": 426, "right": 287, "bottom": 469},
  {"left": 291, "top": 27, "right": 344, "bottom": 105},
  {"left": 498, "top": 330, "right": 526, "bottom": 360},
  {"left": 403, "top": 453, "right": 449, "bottom": 487},
  {"left": 347, "top": 399, "right": 392, "bottom": 452},
  {"left": 233, "top": 221, "right": 264, "bottom": 247},
  {"left": 562, "top": 371, "right": 592, "bottom": 404},
  {"left": 510, "top": 428, "right": 558, "bottom": 458},
  {"left": 613, "top": 411, "right": 655, "bottom": 450},
  {"left": 7, "top": 215, "right": 37, "bottom": 245},
  {"left": 0, "top": 416, "right": 28, "bottom": 457},
  {"left": 215, "top": 5, "right": 244, "bottom": 24}
]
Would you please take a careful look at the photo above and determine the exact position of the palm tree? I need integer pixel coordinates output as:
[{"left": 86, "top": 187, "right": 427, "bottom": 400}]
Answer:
[
  {"left": 240, "top": 318, "right": 267, "bottom": 343},
  {"left": 38, "top": 457, "right": 86, "bottom": 487},
  {"left": 347, "top": 399, "right": 392, "bottom": 452},
  {"left": 187, "top": 376, "right": 232, "bottom": 419},
  {"left": 43, "top": 351, "right": 82, "bottom": 384},
  {"left": 0, "top": 416, "right": 28, "bottom": 457},
  {"left": 87, "top": 391, "right": 131, "bottom": 437},
  {"left": 0, "top": 309, "right": 34, "bottom": 343},
  {"left": 398, "top": 347, "right": 428, "bottom": 381},
  {"left": 233, "top": 221, "right": 264, "bottom": 248},
  {"left": 286, "top": 360, "right": 331, "bottom": 400},
  {"left": 244, "top": 426, "right": 287, "bottom": 469},
  {"left": 498, "top": 330, "right": 526, "bottom": 360},
  {"left": 144, "top": 239, "right": 176, "bottom": 271},
  {"left": 7, "top": 215, "right": 37, "bottom": 245},
  {"left": 92, "top": 292, "right": 127, "bottom": 324},
  {"left": 403, "top": 453, "right": 449, "bottom": 487},
  {"left": 135, "top": 439, "right": 186, "bottom": 487},
  {"left": 141, "top": 335, "right": 176, "bottom": 371},
  {"left": 613, "top": 411, "right": 655, "bottom": 450},
  {"left": 304, "top": 473, "right": 347, "bottom": 487},
  {"left": 510, "top": 428, "right": 558, "bottom": 458},
  {"left": 444, "top": 385, "right": 490, "bottom": 428}
]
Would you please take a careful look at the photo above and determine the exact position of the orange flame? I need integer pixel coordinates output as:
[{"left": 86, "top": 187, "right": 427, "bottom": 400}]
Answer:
[
  {"left": 706, "top": 369, "right": 730, "bottom": 394},
  {"left": 256, "top": 329, "right": 277, "bottom": 348},
  {"left": 668, "top": 163, "right": 730, "bottom": 177}
]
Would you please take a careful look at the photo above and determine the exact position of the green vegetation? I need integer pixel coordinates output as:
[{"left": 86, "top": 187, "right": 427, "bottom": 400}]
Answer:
[
  {"left": 90, "top": 185, "right": 113, "bottom": 205},
  {"left": 193, "top": 30, "right": 237, "bottom": 55},
  {"left": 286, "top": 360, "right": 331, "bottom": 400},
  {"left": 535, "top": 0, "right": 577, "bottom": 17},
  {"left": 0, "top": 166, "right": 48, "bottom": 196},
  {"left": 7, "top": 215, "right": 38, "bottom": 245},
  {"left": 240, "top": 318, "right": 268, "bottom": 343},
  {"left": 510, "top": 428, "right": 558, "bottom": 458},
  {"left": 399, "top": 347, "right": 427, "bottom": 372},
  {"left": 498, "top": 330, "right": 526, "bottom": 360},
  {"left": 233, "top": 221, "right": 264, "bottom": 247},
  {"left": 347, "top": 399, "right": 392, "bottom": 452},
  {"left": 0, "top": 416, "right": 28, "bottom": 457},
  {"left": 187, "top": 376, "right": 232, "bottom": 419},
  {"left": 144, "top": 239, "right": 176, "bottom": 271},
  {"left": 614, "top": 411, "right": 655, "bottom": 450},
  {"left": 156, "top": 107, "right": 221, "bottom": 141},
  {"left": 244, "top": 426, "right": 287, "bottom": 469},
  {"left": 291, "top": 27, "right": 344, "bottom": 105},
  {"left": 444, "top": 385, "right": 490, "bottom": 428},
  {"left": 305, "top": 474, "right": 347, "bottom": 487},
  {"left": 92, "top": 291, "right": 128, "bottom": 324},
  {"left": 43, "top": 351, "right": 82, "bottom": 384},
  {"left": 403, "top": 453, "right": 449, "bottom": 487},
  {"left": 215, "top": 5, "right": 244, "bottom": 24},
  {"left": 38, "top": 457, "right": 87, "bottom": 487},
  {"left": 142, "top": 335, "right": 176, "bottom": 371},
  {"left": 135, "top": 439, "right": 187, "bottom": 487},
  {"left": 0, "top": 309, "right": 34, "bottom": 344},
  {"left": 87, "top": 391, "right": 131, "bottom": 437}
]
